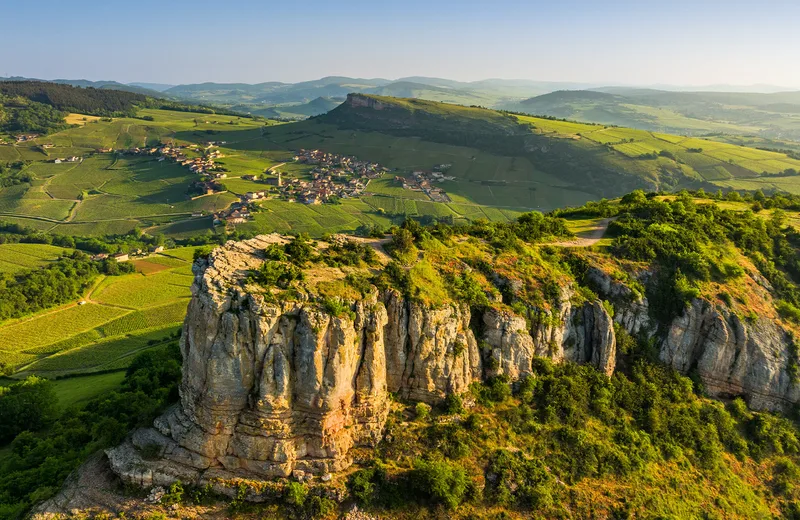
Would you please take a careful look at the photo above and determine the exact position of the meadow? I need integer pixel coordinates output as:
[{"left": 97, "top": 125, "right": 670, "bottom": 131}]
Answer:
[{"left": 52, "top": 371, "right": 125, "bottom": 410}]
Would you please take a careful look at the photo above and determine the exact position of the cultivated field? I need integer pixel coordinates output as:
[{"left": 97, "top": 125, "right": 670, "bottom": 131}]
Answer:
[
  {"left": 519, "top": 114, "right": 800, "bottom": 185},
  {"left": 0, "top": 246, "right": 203, "bottom": 377},
  {"left": 0, "top": 243, "right": 74, "bottom": 274}
]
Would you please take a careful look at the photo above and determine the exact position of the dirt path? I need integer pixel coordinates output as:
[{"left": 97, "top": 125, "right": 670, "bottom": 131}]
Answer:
[
  {"left": 268, "top": 161, "right": 286, "bottom": 173},
  {"left": 551, "top": 217, "right": 616, "bottom": 247}
]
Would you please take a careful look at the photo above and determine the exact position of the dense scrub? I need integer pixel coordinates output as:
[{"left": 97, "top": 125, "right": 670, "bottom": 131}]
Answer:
[
  {"left": 344, "top": 358, "right": 800, "bottom": 518},
  {"left": 0, "top": 377, "right": 58, "bottom": 444},
  {"left": 552, "top": 190, "right": 800, "bottom": 323},
  {"left": 0, "top": 344, "right": 182, "bottom": 520},
  {"left": 0, "top": 95, "right": 68, "bottom": 135}
]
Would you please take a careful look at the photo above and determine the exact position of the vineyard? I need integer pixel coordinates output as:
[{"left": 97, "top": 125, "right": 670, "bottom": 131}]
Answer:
[
  {"left": 0, "top": 243, "right": 74, "bottom": 274},
  {"left": 0, "top": 248, "right": 198, "bottom": 377},
  {"left": 514, "top": 113, "right": 800, "bottom": 192}
]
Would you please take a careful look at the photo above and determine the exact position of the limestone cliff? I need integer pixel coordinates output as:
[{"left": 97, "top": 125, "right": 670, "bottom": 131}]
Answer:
[
  {"left": 107, "top": 235, "right": 799, "bottom": 490},
  {"left": 585, "top": 266, "right": 800, "bottom": 411},
  {"left": 106, "top": 236, "right": 612, "bottom": 488}
]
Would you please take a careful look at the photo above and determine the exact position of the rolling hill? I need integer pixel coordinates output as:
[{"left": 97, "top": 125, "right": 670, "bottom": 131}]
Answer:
[
  {"left": 234, "top": 96, "right": 343, "bottom": 119},
  {"left": 307, "top": 94, "right": 800, "bottom": 196},
  {"left": 0, "top": 76, "right": 165, "bottom": 97},
  {"left": 0, "top": 81, "right": 148, "bottom": 116},
  {"left": 159, "top": 77, "right": 569, "bottom": 116},
  {"left": 503, "top": 88, "right": 800, "bottom": 142}
]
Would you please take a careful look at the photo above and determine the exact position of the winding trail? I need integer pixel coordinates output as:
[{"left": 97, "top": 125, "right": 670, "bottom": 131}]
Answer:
[
  {"left": 268, "top": 161, "right": 287, "bottom": 173},
  {"left": 551, "top": 217, "right": 616, "bottom": 247}
]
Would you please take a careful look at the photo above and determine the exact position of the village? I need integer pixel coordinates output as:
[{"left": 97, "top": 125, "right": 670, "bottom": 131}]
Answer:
[
  {"left": 394, "top": 164, "right": 455, "bottom": 202},
  {"left": 283, "top": 148, "right": 389, "bottom": 204},
  {"left": 28, "top": 139, "right": 454, "bottom": 228}
]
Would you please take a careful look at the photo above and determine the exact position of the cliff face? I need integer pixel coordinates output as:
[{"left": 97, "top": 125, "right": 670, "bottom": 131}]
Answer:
[{"left": 107, "top": 236, "right": 799, "bottom": 490}]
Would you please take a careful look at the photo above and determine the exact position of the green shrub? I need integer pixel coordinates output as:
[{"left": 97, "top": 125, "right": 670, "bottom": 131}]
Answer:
[
  {"left": 415, "top": 402, "right": 431, "bottom": 422},
  {"left": 614, "top": 323, "right": 636, "bottom": 355},
  {"left": 193, "top": 246, "right": 214, "bottom": 261},
  {"left": 321, "top": 297, "right": 354, "bottom": 320},
  {"left": 443, "top": 393, "right": 464, "bottom": 415},
  {"left": 777, "top": 300, "right": 800, "bottom": 323},
  {"left": 425, "top": 423, "right": 470, "bottom": 459},
  {"left": 447, "top": 272, "right": 489, "bottom": 307},
  {"left": 284, "top": 234, "right": 315, "bottom": 266},
  {"left": 250, "top": 260, "right": 303, "bottom": 288},
  {"left": 485, "top": 450, "right": 554, "bottom": 508},
  {"left": 348, "top": 466, "right": 385, "bottom": 505},
  {"left": 305, "top": 495, "right": 336, "bottom": 518},
  {"left": 409, "top": 459, "right": 468, "bottom": 510},
  {"left": 284, "top": 481, "right": 307, "bottom": 507},
  {"left": 473, "top": 376, "right": 511, "bottom": 406},
  {"left": 0, "top": 376, "right": 57, "bottom": 444},
  {"left": 772, "top": 457, "right": 800, "bottom": 495},
  {"left": 161, "top": 481, "right": 184, "bottom": 506}
]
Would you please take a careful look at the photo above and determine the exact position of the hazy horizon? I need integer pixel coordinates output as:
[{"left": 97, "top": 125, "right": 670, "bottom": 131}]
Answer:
[
  {"left": 3, "top": 74, "right": 799, "bottom": 94},
  {"left": 4, "top": 0, "right": 800, "bottom": 89}
]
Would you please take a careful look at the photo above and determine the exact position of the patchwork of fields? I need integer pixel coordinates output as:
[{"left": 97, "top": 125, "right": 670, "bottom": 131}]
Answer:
[
  {"left": 5, "top": 105, "right": 799, "bottom": 243},
  {"left": 0, "top": 247, "right": 202, "bottom": 377},
  {"left": 244, "top": 122, "right": 599, "bottom": 210},
  {"left": 0, "top": 109, "right": 531, "bottom": 239},
  {"left": 519, "top": 115, "right": 800, "bottom": 193}
]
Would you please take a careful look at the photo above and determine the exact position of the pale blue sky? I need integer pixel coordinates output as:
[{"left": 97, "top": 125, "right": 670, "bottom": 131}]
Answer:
[{"left": 3, "top": 0, "right": 799, "bottom": 87}]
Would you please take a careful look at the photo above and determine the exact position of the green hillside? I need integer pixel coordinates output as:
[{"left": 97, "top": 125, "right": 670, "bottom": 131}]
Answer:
[
  {"left": 504, "top": 88, "right": 800, "bottom": 142},
  {"left": 301, "top": 94, "right": 800, "bottom": 199},
  {"left": 238, "top": 96, "right": 343, "bottom": 120}
]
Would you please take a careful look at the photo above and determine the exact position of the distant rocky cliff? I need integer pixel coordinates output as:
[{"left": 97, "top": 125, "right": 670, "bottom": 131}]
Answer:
[{"left": 107, "top": 235, "right": 799, "bottom": 491}]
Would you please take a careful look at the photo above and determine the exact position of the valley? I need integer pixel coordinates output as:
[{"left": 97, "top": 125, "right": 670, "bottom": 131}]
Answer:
[{"left": 6, "top": 91, "right": 800, "bottom": 246}]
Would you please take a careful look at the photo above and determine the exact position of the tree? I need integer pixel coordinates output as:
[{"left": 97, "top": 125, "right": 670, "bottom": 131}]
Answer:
[
  {"left": 0, "top": 376, "right": 58, "bottom": 444},
  {"left": 391, "top": 228, "right": 415, "bottom": 256},
  {"left": 621, "top": 190, "right": 647, "bottom": 206}
]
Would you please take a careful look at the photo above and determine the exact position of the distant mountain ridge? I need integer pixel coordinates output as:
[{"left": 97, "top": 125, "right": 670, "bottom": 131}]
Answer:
[{"left": 6, "top": 75, "right": 800, "bottom": 135}]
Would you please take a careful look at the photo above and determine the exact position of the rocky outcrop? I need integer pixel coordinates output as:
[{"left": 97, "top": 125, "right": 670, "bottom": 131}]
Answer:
[
  {"left": 587, "top": 266, "right": 800, "bottom": 411},
  {"left": 107, "top": 235, "right": 799, "bottom": 491},
  {"left": 345, "top": 93, "right": 393, "bottom": 111},
  {"left": 481, "top": 295, "right": 616, "bottom": 379},
  {"left": 660, "top": 299, "right": 799, "bottom": 411},
  {"left": 106, "top": 236, "right": 617, "bottom": 489}
]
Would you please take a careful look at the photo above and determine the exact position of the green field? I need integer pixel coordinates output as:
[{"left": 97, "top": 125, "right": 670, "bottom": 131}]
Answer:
[
  {"left": 52, "top": 371, "right": 125, "bottom": 410},
  {"left": 516, "top": 114, "right": 800, "bottom": 187},
  {"left": 0, "top": 249, "right": 196, "bottom": 377},
  {"left": 0, "top": 110, "right": 268, "bottom": 235},
  {"left": 0, "top": 243, "right": 74, "bottom": 274}
]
